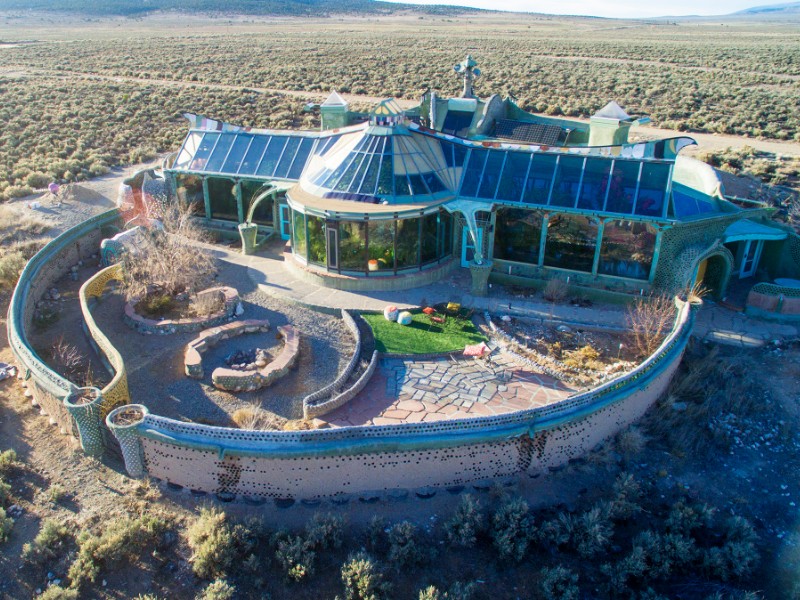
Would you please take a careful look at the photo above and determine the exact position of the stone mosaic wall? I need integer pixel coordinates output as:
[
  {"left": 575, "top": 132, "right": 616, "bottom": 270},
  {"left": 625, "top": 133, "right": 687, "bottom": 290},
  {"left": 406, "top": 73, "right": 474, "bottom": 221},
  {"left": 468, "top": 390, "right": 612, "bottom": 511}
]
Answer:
[{"left": 115, "top": 300, "right": 696, "bottom": 500}]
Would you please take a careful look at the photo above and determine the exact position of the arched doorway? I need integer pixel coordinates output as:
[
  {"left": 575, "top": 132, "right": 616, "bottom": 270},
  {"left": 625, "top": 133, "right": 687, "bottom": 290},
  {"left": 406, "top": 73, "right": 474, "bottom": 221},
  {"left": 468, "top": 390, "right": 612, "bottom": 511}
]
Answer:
[{"left": 694, "top": 252, "right": 732, "bottom": 300}]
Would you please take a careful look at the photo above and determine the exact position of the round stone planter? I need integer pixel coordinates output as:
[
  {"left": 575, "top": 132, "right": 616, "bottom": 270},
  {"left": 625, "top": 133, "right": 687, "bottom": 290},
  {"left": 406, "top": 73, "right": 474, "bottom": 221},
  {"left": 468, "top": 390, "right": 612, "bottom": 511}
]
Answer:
[
  {"left": 64, "top": 386, "right": 105, "bottom": 457},
  {"left": 106, "top": 404, "right": 149, "bottom": 478}
]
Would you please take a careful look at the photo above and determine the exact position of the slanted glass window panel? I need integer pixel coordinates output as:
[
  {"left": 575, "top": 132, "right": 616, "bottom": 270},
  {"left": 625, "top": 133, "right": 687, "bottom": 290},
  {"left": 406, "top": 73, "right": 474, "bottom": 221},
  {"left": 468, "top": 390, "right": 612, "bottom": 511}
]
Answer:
[
  {"left": 550, "top": 155, "right": 584, "bottom": 208},
  {"left": 496, "top": 153, "right": 531, "bottom": 202},
  {"left": 672, "top": 187, "right": 717, "bottom": 218},
  {"left": 359, "top": 154, "right": 382, "bottom": 195},
  {"left": 189, "top": 132, "right": 219, "bottom": 171},
  {"left": 316, "top": 134, "right": 342, "bottom": 156},
  {"left": 635, "top": 163, "right": 670, "bottom": 217},
  {"left": 220, "top": 135, "right": 251, "bottom": 175},
  {"left": 441, "top": 141, "right": 457, "bottom": 168},
  {"left": 604, "top": 160, "right": 640, "bottom": 214},
  {"left": 286, "top": 137, "right": 313, "bottom": 180},
  {"left": 439, "top": 209, "right": 453, "bottom": 256},
  {"left": 452, "top": 144, "right": 468, "bottom": 169},
  {"left": 493, "top": 208, "right": 542, "bottom": 265},
  {"left": 599, "top": 221, "right": 656, "bottom": 280},
  {"left": 368, "top": 220, "right": 395, "bottom": 271},
  {"left": 395, "top": 218, "right": 420, "bottom": 269},
  {"left": 239, "top": 136, "right": 268, "bottom": 175},
  {"left": 241, "top": 180, "right": 272, "bottom": 226},
  {"left": 349, "top": 152, "right": 373, "bottom": 192},
  {"left": 174, "top": 132, "right": 203, "bottom": 170},
  {"left": 292, "top": 210, "right": 306, "bottom": 258},
  {"left": 408, "top": 173, "right": 429, "bottom": 195},
  {"left": 339, "top": 221, "right": 367, "bottom": 271},
  {"left": 394, "top": 174, "right": 411, "bottom": 196},
  {"left": 256, "top": 137, "right": 288, "bottom": 177},
  {"left": 422, "top": 172, "right": 446, "bottom": 194},
  {"left": 421, "top": 213, "right": 439, "bottom": 264},
  {"left": 377, "top": 156, "right": 394, "bottom": 195},
  {"left": 478, "top": 151, "right": 505, "bottom": 199},
  {"left": 325, "top": 151, "right": 359, "bottom": 190},
  {"left": 275, "top": 137, "right": 301, "bottom": 178},
  {"left": 207, "top": 177, "right": 239, "bottom": 222},
  {"left": 543, "top": 214, "right": 598, "bottom": 272},
  {"left": 205, "top": 134, "right": 235, "bottom": 173},
  {"left": 577, "top": 158, "right": 612, "bottom": 211},
  {"left": 522, "top": 154, "right": 557, "bottom": 205},
  {"left": 460, "top": 148, "right": 487, "bottom": 197},
  {"left": 175, "top": 174, "right": 204, "bottom": 213},
  {"left": 307, "top": 215, "right": 326, "bottom": 266}
]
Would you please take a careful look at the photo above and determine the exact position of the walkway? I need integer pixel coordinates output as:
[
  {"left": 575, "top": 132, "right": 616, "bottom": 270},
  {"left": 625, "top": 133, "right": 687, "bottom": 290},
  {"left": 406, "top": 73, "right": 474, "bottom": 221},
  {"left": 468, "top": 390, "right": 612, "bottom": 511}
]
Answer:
[
  {"left": 325, "top": 354, "right": 575, "bottom": 427},
  {"left": 208, "top": 240, "right": 800, "bottom": 348}
]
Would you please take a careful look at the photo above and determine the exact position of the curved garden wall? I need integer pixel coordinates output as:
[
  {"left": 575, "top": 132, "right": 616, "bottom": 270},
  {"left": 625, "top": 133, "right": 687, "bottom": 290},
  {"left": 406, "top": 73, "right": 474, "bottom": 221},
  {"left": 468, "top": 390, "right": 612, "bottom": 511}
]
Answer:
[
  {"left": 7, "top": 209, "right": 122, "bottom": 440},
  {"left": 108, "top": 300, "right": 697, "bottom": 500}
]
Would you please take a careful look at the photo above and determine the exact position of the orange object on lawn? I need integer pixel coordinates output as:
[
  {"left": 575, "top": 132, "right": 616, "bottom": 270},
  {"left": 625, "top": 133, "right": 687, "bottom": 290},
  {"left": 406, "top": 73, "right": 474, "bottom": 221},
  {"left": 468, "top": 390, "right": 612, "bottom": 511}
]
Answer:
[{"left": 422, "top": 307, "right": 436, "bottom": 315}]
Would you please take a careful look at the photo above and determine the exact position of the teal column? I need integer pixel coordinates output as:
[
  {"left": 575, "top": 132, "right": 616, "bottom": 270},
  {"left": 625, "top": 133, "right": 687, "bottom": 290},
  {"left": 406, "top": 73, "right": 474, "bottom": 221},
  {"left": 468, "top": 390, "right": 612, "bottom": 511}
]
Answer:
[
  {"left": 64, "top": 387, "right": 105, "bottom": 457},
  {"left": 592, "top": 220, "right": 605, "bottom": 276},
  {"left": 235, "top": 180, "right": 244, "bottom": 224},
  {"left": 538, "top": 214, "right": 549, "bottom": 267},
  {"left": 106, "top": 404, "right": 149, "bottom": 479},
  {"left": 202, "top": 177, "right": 211, "bottom": 221}
]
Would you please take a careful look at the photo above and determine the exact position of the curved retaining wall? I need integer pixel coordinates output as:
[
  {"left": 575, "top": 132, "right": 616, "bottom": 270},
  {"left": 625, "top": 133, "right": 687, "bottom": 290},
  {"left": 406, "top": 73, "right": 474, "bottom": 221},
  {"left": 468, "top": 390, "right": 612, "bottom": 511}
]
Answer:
[
  {"left": 746, "top": 282, "right": 800, "bottom": 322},
  {"left": 7, "top": 209, "right": 122, "bottom": 439},
  {"left": 109, "top": 299, "right": 697, "bottom": 500}
]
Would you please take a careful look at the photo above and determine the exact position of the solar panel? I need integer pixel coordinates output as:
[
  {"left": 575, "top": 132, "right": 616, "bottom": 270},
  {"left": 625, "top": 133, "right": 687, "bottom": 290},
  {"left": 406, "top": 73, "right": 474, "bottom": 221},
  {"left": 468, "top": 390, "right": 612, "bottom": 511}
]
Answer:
[{"left": 494, "top": 119, "right": 563, "bottom": 146}]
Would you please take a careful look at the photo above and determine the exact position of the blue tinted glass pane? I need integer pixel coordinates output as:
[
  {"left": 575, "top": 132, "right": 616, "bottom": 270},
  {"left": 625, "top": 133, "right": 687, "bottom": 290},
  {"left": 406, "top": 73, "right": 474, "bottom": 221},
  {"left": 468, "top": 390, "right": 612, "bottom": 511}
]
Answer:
[
  {"left": 577, "top": 158, "right": 612, "bottom": 210},
  {"left": 322, "top": 151, "right": 357, "bottom": 188},
  {"left": 635, "top": 163, "right": 670, "bottom": 217},
  {"left": 604, "top": 160, "right": 640, "bottom": 214},
  {"left": 377, "top": 155, "right": 394, "bottom": 195},
  {"left": 441, "top": 141, "right": 456, "bottom": 167},
  {"left": 220, "top": 135, "right": 251, "bottom": 175},
  {"left": 275, "top": 137, "right": 301, "bottom": 178},
  {"left": 317, "top": 134, "right": 341, "bottom": 155},
  {"left": 187, "top": 132, "right": 219, "bottom": 170},
  {"left": 408, "top": 173, "right": 429, "bottom": 195},
  {"left": 347, "top": 154, "right": 372, "bottom": 192},
  {"left": 333, "top": 154, "right": 363, "bottom": 191},
  {"left": 422, "top": 172, "right": 446, "bottom": 194},
  {"left": 359, "top": 155, "right": 381, "bottom": 195},
  {"left": 174, "top": 132, "right": 203, "bottom": 169},
  {"left": 550, "top": 155, "right": 584, "bottom": 207},
  {"left": 452, "top": 144, "right": 468, "bottom": 168},
  {"left": 460, "top": 148, "right": 487, "bottom": 197},
  {"left": 478, "top": 151, "right": 505, "bottom": 199},
  {"left": 395, "top": 175, "right": 411, "bottom": 196},
  {"left": 205, "top": 134, "right": 234, "bottom": 173},
  {"left": 256, "top": 137, "right": 287, "bottom": 177},
  {"left": 522, "top": 154, "right": 557, "bottom": 205},
  {"left": 672, "top": 190, "right": 699, "bottom": 217},
  {"left": 496, "top": 153, "right": 530, "bottom": 202},
  {"left": 239, "top": 136, "right": 267, "bottom": 175},
  {"left": 288, "top": 137, "right": 315, "bottom": 180}
]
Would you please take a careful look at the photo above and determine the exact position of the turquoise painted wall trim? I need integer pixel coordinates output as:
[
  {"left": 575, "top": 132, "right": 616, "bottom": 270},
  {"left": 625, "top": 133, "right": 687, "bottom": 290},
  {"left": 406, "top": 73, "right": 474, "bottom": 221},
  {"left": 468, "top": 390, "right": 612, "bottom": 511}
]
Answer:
[
  {"left": 129, "top": 299, "right": 694, "bottom": 459},
  {"left": 6, "top": 209, "right": 122, "bottom": 400}
]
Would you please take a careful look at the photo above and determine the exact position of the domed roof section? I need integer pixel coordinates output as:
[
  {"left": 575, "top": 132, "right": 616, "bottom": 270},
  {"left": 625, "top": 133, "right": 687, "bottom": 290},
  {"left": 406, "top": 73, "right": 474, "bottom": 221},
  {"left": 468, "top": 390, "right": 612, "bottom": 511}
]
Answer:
[{"left": 299, "top": 101, "right": 456, "bottom": 204}]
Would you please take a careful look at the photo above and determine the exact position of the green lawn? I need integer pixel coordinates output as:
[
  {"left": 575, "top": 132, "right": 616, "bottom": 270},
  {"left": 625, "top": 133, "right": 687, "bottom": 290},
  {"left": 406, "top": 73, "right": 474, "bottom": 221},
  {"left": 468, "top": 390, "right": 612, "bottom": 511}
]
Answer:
[{"left": 362, "top": 309, "right": 488, "bottom": 355}]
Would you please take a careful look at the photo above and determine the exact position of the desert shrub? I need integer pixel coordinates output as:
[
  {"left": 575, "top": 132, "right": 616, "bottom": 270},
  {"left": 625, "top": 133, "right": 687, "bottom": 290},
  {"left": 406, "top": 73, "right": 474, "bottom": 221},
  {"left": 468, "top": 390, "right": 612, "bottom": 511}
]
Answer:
[
  {"left": 419, "top": 581, "right": 479, "bottom": 600},
  {"left": 608, "top": 473, "right": 643, "bottom": 521},
  {"left": 616, "top": 426, "right": 647, "bottom": 458},
  {"left": 0, "top": 478, "right": 11, "bottom": 504},
  {"left": 275, "top": 534, "right": 316, "bottom": 582},
  {"left": 543, "top": 506, "right": 613, "bottom": 558},
  {"left": 627, "top": 294, "right": 676, "bottom": 359},
  {"left": 444, "top": 494, "right": 484, "bottom": 548},
  {"left": 23, "top": 519, "right": 70, "bottom": 563},
  {"left": 0, "top": 249, "right": 27, "bottom": 290},
  {"left": 341, "top": 551, "right": 390, "bottom": 600},
  {"left": 230, "top": 405, "right": 284, "bottom": 430},
  {"left": 0, "top": 507, "right": 13, "bottom": 543},
  {"left": 366, "top": 516, "right": 388, "bottom": 554},
  {"left": 141, "top": 292, "right": 175, "bottom": 316},
  {"left": 387, "top": 521, "right": 424, "bottom": 567},
  {"left": 537, "top": 566, "right": 579, "bottom": 600},
  {"left": 36, "top": 586, "right": 79, "bottom": 600},
  {"left": 47, "top": 484, "right": 67, "bottom": 504},
  {"left": 491, "top": 497, "right": 533, "bottom": 562},
  {"left": 187, "top": 507, "right": 236, "bottom": 580},
  {"left": 666, "top": 500, "right": 716, "bottom": 536},
  {"left": 604, "top": 530, "right": 697, "bottom": 592},
  {"left": 68, "top": 513, "right": 166, "bottom": 587},
  {"left": 305, "top": 512, "right": 344, "bottom": 551},
  {"left": 703, "top": 516, "right": 759, "bottom": 581},
  {"left": 543, "top": 276, "right": 568, "bottom": 303},
  {"left": 562, "top": 344, "right": 603, "bottom": 370},
  {"left": 49, "top": 338, "right": 87, "bottom": 383},
  {"left": 0, "top": 449, "right": 18, "bottom": 475},
  {"left": 197, "top": 579, "right": 236, "bottom": 600}
]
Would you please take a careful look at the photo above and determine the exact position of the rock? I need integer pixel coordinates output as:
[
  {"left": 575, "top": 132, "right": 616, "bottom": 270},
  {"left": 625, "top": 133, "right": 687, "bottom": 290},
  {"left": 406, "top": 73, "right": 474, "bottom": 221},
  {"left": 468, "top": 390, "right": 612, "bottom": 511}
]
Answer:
[
  {"left": 557, "top": 324, "right": 572, "bottom": 333},
  {"left": 671, "top": 401, "right": 688, "bottom": 412},
  {"left": 49, "top": 288, "right": 60, "bottom": 300},
  {"left": 235, "top": 302, "right": 244, "bottom": 316}
]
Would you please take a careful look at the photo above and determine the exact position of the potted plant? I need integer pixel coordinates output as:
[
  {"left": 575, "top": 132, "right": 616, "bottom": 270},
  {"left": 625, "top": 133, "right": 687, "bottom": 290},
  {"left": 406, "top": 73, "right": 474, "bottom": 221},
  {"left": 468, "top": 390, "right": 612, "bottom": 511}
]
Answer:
[{"left": 239, "top": 184, "right": 277, "bottom": 255}]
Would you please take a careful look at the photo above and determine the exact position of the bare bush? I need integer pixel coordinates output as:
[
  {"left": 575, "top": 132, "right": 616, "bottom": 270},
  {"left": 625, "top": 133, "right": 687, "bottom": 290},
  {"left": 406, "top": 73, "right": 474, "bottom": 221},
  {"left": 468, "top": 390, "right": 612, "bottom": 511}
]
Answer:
[
  {"left": 121, "top": 198, "right": 216, "bottom": 302},
  {"left": 626, "top": 294, "right": 676, "bottom": 359},
  {"left": 543, "top": 276, "right": 569, "bottom": 303},
  {"left": 231, "top": 406, "right": 285, "bottom": 431}
]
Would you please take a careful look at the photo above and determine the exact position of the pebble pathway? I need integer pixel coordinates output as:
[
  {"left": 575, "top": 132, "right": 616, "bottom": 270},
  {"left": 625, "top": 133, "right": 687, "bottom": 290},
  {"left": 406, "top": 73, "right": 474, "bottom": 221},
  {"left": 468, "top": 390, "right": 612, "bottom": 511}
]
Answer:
[{"left": 325, "top": 352, "right": 575, "bottom": 427}]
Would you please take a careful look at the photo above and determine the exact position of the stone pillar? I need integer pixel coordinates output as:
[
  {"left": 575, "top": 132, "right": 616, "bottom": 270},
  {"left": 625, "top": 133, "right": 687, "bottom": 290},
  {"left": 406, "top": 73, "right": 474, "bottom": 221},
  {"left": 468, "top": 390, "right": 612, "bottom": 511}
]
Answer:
[
  {"left": 238, "top": 223, "right": 259, "bottom": 255},
  {"left": 106, "top": 404, "right": 149, "bottom": 478},
  {"left": 64, "top": 387, "right": 105, "bottom": 457},
  {"left": 470, "top": 259, "right": 493, "bottom": 297}
]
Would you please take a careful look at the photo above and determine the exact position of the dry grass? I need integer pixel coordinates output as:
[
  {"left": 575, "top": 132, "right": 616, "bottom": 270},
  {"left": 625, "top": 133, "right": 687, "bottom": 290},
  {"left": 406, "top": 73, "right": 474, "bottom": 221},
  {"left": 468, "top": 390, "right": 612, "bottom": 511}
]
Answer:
[
  {"left": 543, "top": 276, "right": 569, "bottom": 303},
  {"left": 231, "top": 405, "right": 286, "bottom": 431},
  {"left": 0, "top": 205, "right": 52, "bottom": 290},
  {"left": 626, "top": 294, "right": 677, "bottom": 359}
]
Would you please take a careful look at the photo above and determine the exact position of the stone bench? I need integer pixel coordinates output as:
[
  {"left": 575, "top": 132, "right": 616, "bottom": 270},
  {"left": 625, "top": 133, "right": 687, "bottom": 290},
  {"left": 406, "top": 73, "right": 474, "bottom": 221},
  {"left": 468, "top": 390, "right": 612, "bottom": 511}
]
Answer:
[
  {"left": 184, "top": 319, "right": 271, "bottom": 379},
  {"left": 211, "top": 325, "right": 300, "bottom": 392}
]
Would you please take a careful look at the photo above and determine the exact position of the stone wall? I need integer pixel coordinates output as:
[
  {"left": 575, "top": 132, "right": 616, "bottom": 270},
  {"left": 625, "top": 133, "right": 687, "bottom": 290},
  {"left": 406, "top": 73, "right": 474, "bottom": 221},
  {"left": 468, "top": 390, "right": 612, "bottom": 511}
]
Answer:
[{"left": 114, "top": 299, "right": 696, "bottom": 500}]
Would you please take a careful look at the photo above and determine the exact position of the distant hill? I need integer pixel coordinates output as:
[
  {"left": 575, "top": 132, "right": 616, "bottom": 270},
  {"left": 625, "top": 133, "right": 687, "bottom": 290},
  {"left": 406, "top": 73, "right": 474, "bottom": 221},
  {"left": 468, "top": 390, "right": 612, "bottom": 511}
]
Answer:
[
  {"left": 0, "top": 0, "right": 479, "bottom": 16},
  {"left": 732, "top": 1, "right": 800, "bottom": 15}
]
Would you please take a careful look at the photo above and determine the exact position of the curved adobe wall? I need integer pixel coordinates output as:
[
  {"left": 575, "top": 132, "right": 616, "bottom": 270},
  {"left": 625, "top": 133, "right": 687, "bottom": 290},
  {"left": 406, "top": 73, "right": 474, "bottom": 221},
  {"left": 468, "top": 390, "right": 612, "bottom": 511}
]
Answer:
[
  {"left": 111, "top": 300, "right": 696, "bottom": 499},
  {"left": 7, "top": 209, "right": 122, "bottom": 438}
]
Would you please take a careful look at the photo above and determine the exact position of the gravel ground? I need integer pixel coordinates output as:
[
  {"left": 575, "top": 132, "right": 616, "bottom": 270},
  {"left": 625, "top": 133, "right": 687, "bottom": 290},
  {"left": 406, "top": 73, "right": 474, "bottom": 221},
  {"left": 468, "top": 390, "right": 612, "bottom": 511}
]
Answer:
[{"left": 91, "top": 256, "right": 353, "bottom": 423}]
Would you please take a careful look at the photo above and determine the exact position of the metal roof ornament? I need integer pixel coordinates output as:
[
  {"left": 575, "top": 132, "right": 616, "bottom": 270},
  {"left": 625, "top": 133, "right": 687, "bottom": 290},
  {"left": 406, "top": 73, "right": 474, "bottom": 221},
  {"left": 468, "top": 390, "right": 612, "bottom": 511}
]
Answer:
[{"left": 453, "top": 54, "right": 481, "bottom": 99}]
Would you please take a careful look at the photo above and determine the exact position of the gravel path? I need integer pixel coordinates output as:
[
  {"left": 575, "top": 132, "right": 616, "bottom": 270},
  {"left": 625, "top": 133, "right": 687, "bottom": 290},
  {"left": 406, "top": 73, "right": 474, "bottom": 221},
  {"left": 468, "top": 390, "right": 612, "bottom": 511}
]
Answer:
[{"left": 93, "top": 256, "right": 354, "bottom": 423}]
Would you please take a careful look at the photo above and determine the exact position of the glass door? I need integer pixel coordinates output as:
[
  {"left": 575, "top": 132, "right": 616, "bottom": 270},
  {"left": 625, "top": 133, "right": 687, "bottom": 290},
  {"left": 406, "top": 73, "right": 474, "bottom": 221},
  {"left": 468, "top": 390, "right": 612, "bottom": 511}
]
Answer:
[
  {"left": 740, "top": 240, "right": 763, "bottom": 278},
  {"left": 279, "top": 203, "right": 291, "bottom": 240},
  {"left": 326, "top": 221, "right": 339, "bottom": 271},
  {"left": 461, "top": 227, "right": 483, "bottom": 268}
]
